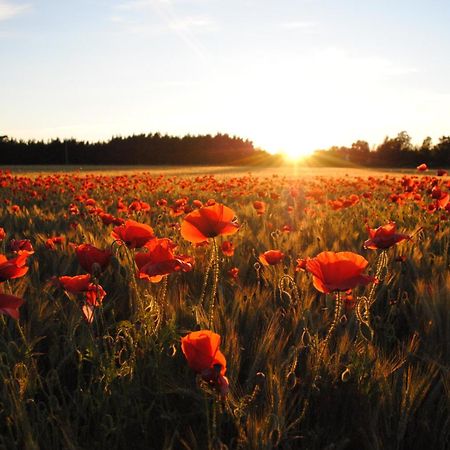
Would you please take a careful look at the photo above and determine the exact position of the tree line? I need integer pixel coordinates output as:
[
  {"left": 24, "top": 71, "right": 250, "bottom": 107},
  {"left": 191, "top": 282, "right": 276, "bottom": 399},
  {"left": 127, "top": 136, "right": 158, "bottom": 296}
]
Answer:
[
  {"left": 312, "top": 132, "right": 449, "bottom": 167},
  {"left": 0, "top": 133, "right": 280, "bottom": 166},
  {"left": 0, "top": 131, "right": 448, "bottom": 167}
]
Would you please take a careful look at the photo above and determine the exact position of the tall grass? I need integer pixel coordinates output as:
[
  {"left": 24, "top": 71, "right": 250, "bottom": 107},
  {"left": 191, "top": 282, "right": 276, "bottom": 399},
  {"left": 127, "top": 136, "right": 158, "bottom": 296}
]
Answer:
[{"left": 0, "top": 169, "right": 448, "bottom": 449}]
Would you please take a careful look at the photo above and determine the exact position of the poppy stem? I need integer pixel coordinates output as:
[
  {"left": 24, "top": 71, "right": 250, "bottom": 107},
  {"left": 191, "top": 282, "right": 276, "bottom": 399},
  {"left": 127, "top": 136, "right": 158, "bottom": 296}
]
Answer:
[
  {"left": 208, "top": 239, "right": 219, "bottom": 330},
  {"left": 368, "top": 250, "right": 389, "bottom": 307},
  {"left": 319, "top": 292, "right": 343, "bottom": 359},
  {"left": 199, "top": 243, "right": 216, "bottom": 309}
]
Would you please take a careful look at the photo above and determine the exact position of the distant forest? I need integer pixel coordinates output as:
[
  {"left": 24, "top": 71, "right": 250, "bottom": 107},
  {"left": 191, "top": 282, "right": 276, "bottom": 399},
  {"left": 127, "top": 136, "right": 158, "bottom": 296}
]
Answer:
[
  {"left": 0, "top": 133, "right": 278, "bottom": 166},
  {"left": 314, "top": 132, "right": 449, "bottom": 167},
  {"left": 0, "top": 131, "right": 449, "bottom": 167}
]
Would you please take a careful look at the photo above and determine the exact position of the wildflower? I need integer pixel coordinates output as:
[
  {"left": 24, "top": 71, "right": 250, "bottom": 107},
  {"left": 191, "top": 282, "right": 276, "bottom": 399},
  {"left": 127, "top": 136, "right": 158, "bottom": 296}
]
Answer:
[
  {"left": 181, "top": 203, "right": 239, "bottom": 244},
  {"left": 75, "top": 244, "right": 111, "bottom": 274},
  {"left": 0, "top": 293, "right": 24, "bottom": 320},
  {"left": 221, "top": 241, "right": 235, "bottom": 257},
  {"left": 253, "top": 201, "right": 266, "bottom": 215},
  {"left": 135, "top": 238, "right": 193, "bottom": 283},
  {"left": 417, "top": 163, "right": 428, "bottom": 172},
  {"left": 259, "top": 250, "right": 285, "bottom": 266},
  {"left": 0, "top": 254, "right": 29, "bottom": 282},
  {"left": 111, "top": 219, "right": 154, "bottom": 248},
  {"left": 9, "top": 239, "right": 34, "bottom": 256},
  {"left": 306, "top": 251, "right": 375, "bottom": 294},
  {"left": 45, "top": 236, "right": 65, "bottom": 250},
  {"left": 181, "top": 330, "right": 229, "bottom": 397},
  {"left": 364, "top": 222, "right": 410, "bottom": 249}
]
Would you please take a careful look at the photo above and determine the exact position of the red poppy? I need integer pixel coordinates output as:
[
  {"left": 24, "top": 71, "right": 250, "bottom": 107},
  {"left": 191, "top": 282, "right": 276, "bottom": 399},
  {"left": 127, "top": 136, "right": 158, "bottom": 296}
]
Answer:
[
  {"left": 306, "top": 251, "right": 376, "bottom": 294},
  {"left": 75, "top": 244, "right": 111, "bottom": 274},
  {"left": 45, "top": 236, "right": 65, "bottom": 250},
  {"left": 181, "top": 330, "right": 229, "bottom": 396},
  {"left": 9, "top": 239, "right": 34, "bottom": 255},
  {"left": 111, "top": 219, "right": 155, "bottom": 248},
  {"left": 295, "top": 258, "right": 307, "bottom": 272},
  {"left": 221, "top": 241, "right": 235, "bottom": 257},
  {"left": 364, "top": 222, "right": 410, "bottom": 249},
  {"left": 0, "top": 293, "right": 24, "bottom": 320},
  {"left": 228, "top": 267, "right": 239, "bottom": 280},
  {"left": 99, "top": 212, "right": 124, "bottom": 226},
  {"left": 0, "top": 254, "right": 29, "bottom": 282},
  {"left": 181, "top": 203, "right": 239, "bottom": 243},
  {"left": 259, "top": 250, "right": 285, "bottom": 266},
  {"left": 437, "top": 169, "right": 448, "bottom": 177},
  {"left": 58, "top": 274, "right": 92, "bottom": 293},
  {"left": 417, "top": 163, "right": 428, "bottom": 172},
  {"left": 0, "top": 228, "right": 5, "bottom": 241},
  {"left": 135, "top": 238, "right": 193, "bottom": 283},
  {"left": 253, "top": 201, "right": 266, "bottom": 215},
  {"left": 57, "top": 274, "right": 106, "bottom": 323}
]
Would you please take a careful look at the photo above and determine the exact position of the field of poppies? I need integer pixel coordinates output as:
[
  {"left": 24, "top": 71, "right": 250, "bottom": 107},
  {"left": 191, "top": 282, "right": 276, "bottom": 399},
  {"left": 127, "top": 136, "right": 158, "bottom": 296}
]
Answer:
[{"left": 0, "top": 166, "right": 448, "bottom": 450}]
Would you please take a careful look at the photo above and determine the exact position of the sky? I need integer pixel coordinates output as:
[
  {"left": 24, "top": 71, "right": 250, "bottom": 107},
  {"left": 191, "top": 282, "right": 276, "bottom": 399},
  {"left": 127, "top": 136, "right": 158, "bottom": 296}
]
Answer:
[{"left": 1, "top": 0, "right": 450, "bottom": 157}]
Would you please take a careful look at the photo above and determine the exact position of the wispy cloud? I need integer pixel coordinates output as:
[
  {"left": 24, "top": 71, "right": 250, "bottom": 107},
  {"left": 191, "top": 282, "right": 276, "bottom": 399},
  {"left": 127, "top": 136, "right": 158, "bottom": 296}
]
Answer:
[
  {"left": 112, "top": 0, "right": 216, "bottom": 60},
  {"left": 0, "top": 0, "right": 30, "bottom": 21}
]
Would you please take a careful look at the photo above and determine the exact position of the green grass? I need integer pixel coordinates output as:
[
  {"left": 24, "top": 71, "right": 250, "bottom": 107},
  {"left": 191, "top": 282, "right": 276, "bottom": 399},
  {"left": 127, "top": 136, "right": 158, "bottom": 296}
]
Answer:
[{"left": 0, "top": 167, "right": 448, "bottom": 449}]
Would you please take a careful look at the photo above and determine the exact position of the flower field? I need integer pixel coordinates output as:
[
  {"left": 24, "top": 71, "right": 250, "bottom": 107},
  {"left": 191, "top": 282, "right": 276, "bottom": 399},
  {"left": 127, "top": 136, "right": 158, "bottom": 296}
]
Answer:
[{"left": 0, "top": 166, "right": 449, "bottom": 449}]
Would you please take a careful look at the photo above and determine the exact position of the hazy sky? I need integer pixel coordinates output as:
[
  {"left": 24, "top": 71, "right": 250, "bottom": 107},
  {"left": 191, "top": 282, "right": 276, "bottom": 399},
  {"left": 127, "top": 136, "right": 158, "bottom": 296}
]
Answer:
[{"left": 1, "top": 0, "right": 450, "bottom": 155}]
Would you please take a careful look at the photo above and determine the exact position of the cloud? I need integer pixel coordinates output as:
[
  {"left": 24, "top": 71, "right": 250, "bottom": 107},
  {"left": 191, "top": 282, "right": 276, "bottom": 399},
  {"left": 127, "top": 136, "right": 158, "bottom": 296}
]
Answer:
[{"left": 0, "top": 1, "right": 30, "bottom": 21}]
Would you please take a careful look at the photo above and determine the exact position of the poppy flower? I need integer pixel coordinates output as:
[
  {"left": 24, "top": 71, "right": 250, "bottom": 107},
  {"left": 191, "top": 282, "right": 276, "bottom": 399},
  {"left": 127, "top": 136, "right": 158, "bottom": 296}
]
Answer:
[
  {"left": 181, "top": 330, "right": 229, "bottom": 396},
  {"left": 306, "top": 251, "right": 376, "bottom": 294},
  {"left": 58, "top": 274, "right": 92, "bottom": 293},
  {"left": 417, "top": 163, "right": 428, "bottom": 172},
  {"left": 75, "top": 244, "right": 111, "bottom": 274},
  {"left": 111, "top": 219, "right": 154, "bottom": 248},
  {"left": 437, "top": 169, "right": 448, "bottom": 177},
  {"left": 45, "top": 236, "right": 65, "bottom": 250},
  {"left": 364, "top": 222, "right": 410, "bottom": 249},
  {"left": 9, "top": 239, "right": 34, "bottom": 256},
  {"left": 0, "top": 293, "right": 24, "bottom": 320},
  {"left": 0, "top": 254, "right": 29, "bottom": 282},
  {"left": 135, "top": 238, "right": 193, "bottom": 283},
  {"left": 0, "top": 228, "right": 5, "bottom": 241},
  {"left": 99, "top": 212, "right": 123, "bottom": 226},
  {"left": 57, "top": 274, "right": 106, "bottom": 323},
  {"left": 253, "top": 201, "right": 266, "bottom": 215},
  {"left": 181, "top": 203, "right": 239, "bottom": 244},
  {"left": 259, "top": 250, "right": 285, "bottom": 266},
  {"left": 221, "top": 241, "right": 235, "bottom": 257},
  {"left": 228, "top": 267, "right": 239, "bottom": 280},
  {"left": 295, "top": 258, "right": 307, "bottom": 272}
]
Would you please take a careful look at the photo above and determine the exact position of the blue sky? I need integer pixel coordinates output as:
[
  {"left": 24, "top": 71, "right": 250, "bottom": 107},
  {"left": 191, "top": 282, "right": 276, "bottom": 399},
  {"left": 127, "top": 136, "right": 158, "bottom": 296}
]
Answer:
[{"left": 1, "top": 0, "right": 450, "bottom": 155}]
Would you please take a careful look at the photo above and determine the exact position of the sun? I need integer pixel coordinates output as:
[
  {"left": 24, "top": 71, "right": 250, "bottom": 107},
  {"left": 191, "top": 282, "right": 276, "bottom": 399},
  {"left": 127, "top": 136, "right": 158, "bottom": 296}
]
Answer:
[{"left": 281, "top": 146, "right": 314, "bottom": 161}]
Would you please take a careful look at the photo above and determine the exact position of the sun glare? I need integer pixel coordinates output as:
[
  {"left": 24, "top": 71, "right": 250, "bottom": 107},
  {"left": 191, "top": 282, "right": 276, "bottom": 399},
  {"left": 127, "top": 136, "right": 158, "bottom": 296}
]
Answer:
[{"left": 281, "top": 146, "right": 314, "bottom": 161}]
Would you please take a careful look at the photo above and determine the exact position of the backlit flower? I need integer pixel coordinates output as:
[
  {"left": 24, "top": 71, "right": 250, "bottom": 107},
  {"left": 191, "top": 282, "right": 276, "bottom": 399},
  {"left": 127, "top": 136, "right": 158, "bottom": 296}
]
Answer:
[
  {"left": 0, "top": 254, "right": 29, "bottom": 282},
  {"left": 181, "top": 330, "right": 229, "bottom": 397},
  {"left": 111, "top": 219, "right": 154, "bottom": 248},
  {"left": 259, "top": 250, "right": 285, "bottom": 266},
  {"left": 181, "top": 203, "right": 239, "bottom": 243},
  {"left": 75, "top": 243, "right": 111, "bottom": 274},
  {"left": 364, "top": 222, "right": 410, "bottom": 249},
  {"left": 135, "top": 238, "right": 193, "bottom": 283},
  {"left": 306, "top": 251, "right": 375, "bottom": 294}
]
